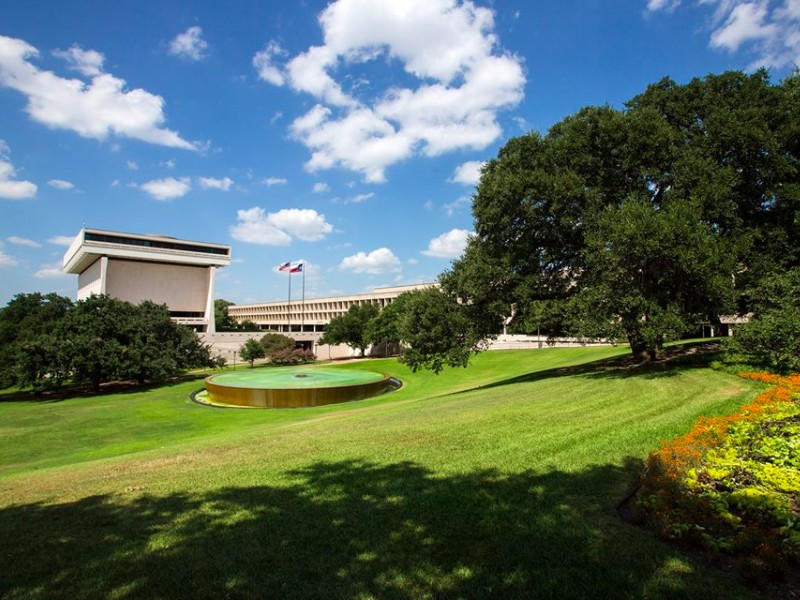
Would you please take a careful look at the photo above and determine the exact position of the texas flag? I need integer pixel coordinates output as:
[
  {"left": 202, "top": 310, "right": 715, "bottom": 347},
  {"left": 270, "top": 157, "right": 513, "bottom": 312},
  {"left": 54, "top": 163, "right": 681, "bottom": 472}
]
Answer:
[{"left": 278, "top": 261, "right": 303, "bottom": 273}]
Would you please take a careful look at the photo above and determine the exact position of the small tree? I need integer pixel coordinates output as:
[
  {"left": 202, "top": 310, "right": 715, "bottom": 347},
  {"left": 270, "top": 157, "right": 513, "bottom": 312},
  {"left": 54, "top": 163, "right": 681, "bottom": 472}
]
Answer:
[
  {"left": 396, "top": 287, "right": 488, "bottom": 374},
  {"left": 319, "top": 302, "right": 380, "bottom": 357},
  {"left": 727, "top": 268, "right": 800, "bottom": 373},
  {"left": 239, "top": 338, "right": 265, "bottom": 367},
  {"left": 260, "top": 333, "right": 295, "bottom": 360}
]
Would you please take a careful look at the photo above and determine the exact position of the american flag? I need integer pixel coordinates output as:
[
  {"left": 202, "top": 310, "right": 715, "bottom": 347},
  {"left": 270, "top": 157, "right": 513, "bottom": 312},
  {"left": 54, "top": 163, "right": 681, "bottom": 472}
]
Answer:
[{"left": 278, "top": 261, "right": 303, "bottom": 273}]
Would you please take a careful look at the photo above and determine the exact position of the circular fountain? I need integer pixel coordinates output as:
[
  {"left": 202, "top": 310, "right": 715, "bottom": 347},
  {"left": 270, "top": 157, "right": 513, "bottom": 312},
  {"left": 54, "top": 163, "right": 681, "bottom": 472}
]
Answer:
[{"left": 201, "top": 367, "right": 396, "bottom": 408}]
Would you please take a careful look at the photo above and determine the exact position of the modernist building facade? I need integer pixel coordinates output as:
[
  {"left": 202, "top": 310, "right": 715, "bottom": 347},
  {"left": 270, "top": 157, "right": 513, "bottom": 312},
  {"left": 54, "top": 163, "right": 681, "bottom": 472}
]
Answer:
[
  {"left": 227, "top": 283, "right": 431, "bottom": 335},
  {"left": 63, "top": 228, "right": 230, "bottom": 332}
]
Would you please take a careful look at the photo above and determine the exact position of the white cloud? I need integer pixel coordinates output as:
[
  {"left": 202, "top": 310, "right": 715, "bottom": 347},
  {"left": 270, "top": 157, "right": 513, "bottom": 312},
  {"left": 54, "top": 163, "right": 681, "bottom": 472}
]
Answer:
[
  {"left": 648, "top": 1, "right": 800, "bottom": 68},
  {"left": 230, "top": 207, "right": 333, "bottom": 245},
  {"left": 710, "top": 2, "right": 778, "bottom": 51},
  {"left": 168, "top": 26, "right": 209, "bottom": 61},
  {"left": 48, "top": 179, "right": 74, "bottom": 190},
  {"left": 126, "top": 160, "right": 138, "bottom": 170},
  {"left": 0, "top": 142, "right": 36, "bottom": 200},
  {"left": 8, "top": 235, "right": 41, "bottom": 248},
  {"left": 262, "top": 177, "right": 287, "bottom": 186},
  {"left": 52, "top": 45, "right": 105, "bottom": 77},
  {"left": 646, "top": 0, "right": 682, "bottom": 11},
  {"left": 140, "top": 176, "right": 191, "bottom": 200},
  {"left": 340, "top": 247, "right": 402, "bottom": 274},
  {"left": 347, "top": 192, "right": 374, "bottom": 204},
  {"left": 0, "top": 35, "right": 198, "bottom": 150},
  {"left": 34, "top": 262, "right": 68, "bottom": 278},
  {"left": 48, "top": 235, "right": 74, "bottom": 246},
  {"left": 421, "top": 228, "right": 471, "bottom": 258},
  {"left": 258, "top": 0, "right": 525, "bottom": 182},
  {"left": 443, "top": 195, "right": 471, "bottom": 216},
  {"left": 0, "top": 250, "right": 18, "bottom": 267},
  {"left": 160, "top": 158, "right": 176, "bottom": 169},
  {"left": 450, "top": 160, "right": 484, "bottom": 186},
  {"left": 253, "top": 41, "right": 286, "bottom": 85},
  {"left": 312, "top": 182, "right": 330, "bottom": 193},
  {"left": 407, "top": 257, "right": 418, "bottom": 265},
  {"left": 198, "top": 176, "right": 233, "bottom": 191}
]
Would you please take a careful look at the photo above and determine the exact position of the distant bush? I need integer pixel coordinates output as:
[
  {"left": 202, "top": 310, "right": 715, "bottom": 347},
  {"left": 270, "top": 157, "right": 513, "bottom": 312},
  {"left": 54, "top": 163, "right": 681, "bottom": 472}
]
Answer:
[
  {"left": 269, "top": 348, "right": 316, "bottom": 366},
  {"left": 260, "top": 333, "right": 295, "bottom": 359}
]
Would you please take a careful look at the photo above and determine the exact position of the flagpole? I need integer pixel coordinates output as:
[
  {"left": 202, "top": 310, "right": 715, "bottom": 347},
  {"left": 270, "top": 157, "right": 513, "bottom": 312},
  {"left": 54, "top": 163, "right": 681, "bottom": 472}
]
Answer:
[
  {"left": 301, "top": 262, "right": 306, "bottom": 332},
  {"left": 287, "top": 268, "right": 292, "bottom": 333}
]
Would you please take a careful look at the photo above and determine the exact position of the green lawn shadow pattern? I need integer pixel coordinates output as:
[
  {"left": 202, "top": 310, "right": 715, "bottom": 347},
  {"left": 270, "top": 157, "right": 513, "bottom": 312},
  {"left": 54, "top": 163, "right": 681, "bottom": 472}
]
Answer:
[{"left": 0, "top": 458, "right": 759, "bottom": 600}]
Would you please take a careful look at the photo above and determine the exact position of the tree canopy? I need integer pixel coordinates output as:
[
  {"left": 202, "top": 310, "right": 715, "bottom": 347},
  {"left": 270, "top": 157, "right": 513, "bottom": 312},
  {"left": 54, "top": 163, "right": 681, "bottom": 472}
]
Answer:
[
  {"left": 445, "top": 70, "right": 800, "bottom": 361},
  {"left": 0, "top": 293, "right": 217, "bottom": 392},
  {"left": 319, "top": 302, "right": 380, "bottom": 356}
]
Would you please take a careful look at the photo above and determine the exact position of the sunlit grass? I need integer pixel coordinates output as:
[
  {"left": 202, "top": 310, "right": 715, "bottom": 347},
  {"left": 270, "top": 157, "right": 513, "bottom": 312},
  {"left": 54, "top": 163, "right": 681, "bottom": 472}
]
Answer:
[{"left": 0, "top": 346, "right": 765, "bottom": 599}]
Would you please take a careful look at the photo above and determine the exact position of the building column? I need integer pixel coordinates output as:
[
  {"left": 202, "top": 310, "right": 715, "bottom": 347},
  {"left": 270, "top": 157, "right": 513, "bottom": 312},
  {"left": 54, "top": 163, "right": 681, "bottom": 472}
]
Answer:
[
  {"left": 99, "top": 256, "right": 109, "bottom": 295},
  {"left": 205, "top": 266, "right": 216, "bottom": 334}
]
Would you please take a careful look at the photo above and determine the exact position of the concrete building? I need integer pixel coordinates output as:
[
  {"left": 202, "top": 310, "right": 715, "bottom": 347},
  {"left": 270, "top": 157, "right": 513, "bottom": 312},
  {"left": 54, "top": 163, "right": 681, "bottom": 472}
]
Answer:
[
  {"left": 227, "top": 283, "right": 430, "bottom": 334},
  {"left": 63, "top": 228, "right": 230, "bottom": 332},
  {"left": 203, "top": 284, "right": 432, "bottom": 361}
]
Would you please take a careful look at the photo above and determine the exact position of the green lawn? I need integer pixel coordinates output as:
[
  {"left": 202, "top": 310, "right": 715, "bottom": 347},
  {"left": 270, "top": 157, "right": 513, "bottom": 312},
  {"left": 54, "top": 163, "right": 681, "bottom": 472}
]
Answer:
[{"left": 0, "top": 347, "right": 767, "bottom": 599}]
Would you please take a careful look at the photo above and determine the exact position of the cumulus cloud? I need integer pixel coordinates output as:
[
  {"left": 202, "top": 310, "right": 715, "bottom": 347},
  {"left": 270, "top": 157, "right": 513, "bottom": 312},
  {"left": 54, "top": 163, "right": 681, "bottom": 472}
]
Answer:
[
  {"left": 253, "top": 41, "right": 286, "bottom": 85},
  {"left": 262, "top": 177, "right": 287, "bottom": 186},
  {"left": 0, "top": 250, "right": 19, "bottom": 267},
  {"left": 346, "top": 192, "right": 374, "bottom": 204},
  {"left": 647, "top": 1, "right": 800, "bottom": 69},
  {"left": 8, "top": 235, "right": 41, "bottom": 247},
  {"left": 312, "top": 182, "right": 330, "bottom": 193},
  {"left": 198, "top": 176, "right": 233, "bottom": 191},
  {"left": 48, "top": 235, "right": 75, "bottom": 246},
  {"left": 0, "top": 141, "right": 36, "bottom": 200},
  {"left": 48, "top": 179, "right": 74, "bottom": 190},
  {"left": 168, "top": 26, "right": 209, "bottom": 61},
  {"left": 52, "top": 45, "right": 105, "bottom": 77},
  {"left": 256, "top": 0, "right": 525, "bottom": 182},
  {"left": 34, "top": 262, "right": 68, "bottom": 278},
  {"left": 421, "top": 228, "right": 471, "bottom": 258},
  {"left": 140, "top": 176, "right": 191, "bottom": 200},
  {"left": 450, "top": 160, "right": 484, "bottom": 186},
  {"left": 340, "top": 247, "right": 402, "bottom": 274},
  {"left": 0, "top": 34, "right": 198, "bottom": 150},
  {"left": 230, "top": 207, "right": 333, "bottom": 245}
]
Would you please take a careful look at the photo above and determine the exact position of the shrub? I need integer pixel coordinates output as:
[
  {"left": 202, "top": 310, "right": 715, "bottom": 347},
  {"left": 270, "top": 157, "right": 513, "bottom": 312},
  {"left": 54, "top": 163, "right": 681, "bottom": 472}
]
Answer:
[
  {"left": 270, "top": 348, "right": 316, "bottom": 365},
  {"left": 633, "top": 372, "right": 800, "bottom": 581}
]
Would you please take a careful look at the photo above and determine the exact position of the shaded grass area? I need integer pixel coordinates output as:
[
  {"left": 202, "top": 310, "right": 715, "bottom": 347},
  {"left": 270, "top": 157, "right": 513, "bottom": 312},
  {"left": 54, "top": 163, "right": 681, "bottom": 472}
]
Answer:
[
  {"left": 1, "top": 460, "right": 760, "bottom": 600},
  {"left": 0, "top": 345, "right": 767, "bottom": 598}
]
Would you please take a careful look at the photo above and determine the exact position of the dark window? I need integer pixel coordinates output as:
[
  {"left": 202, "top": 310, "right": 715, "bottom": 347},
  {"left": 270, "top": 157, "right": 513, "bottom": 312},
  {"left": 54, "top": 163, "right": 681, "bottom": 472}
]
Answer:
[{"left": 85, "top": 232, "right": 229, "bottom": 257}]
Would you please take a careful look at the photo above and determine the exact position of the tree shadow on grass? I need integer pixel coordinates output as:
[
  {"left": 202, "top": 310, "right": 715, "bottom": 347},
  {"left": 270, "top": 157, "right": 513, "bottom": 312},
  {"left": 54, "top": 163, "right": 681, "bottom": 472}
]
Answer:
[
  {"left": 0, "top": 458, "right": 757, "bottom": 599},
  {"left": 455, "top": 343, "right": 726, "bottom": 398},
  {"left": 0, "top": 373, "right": 209, "bottom": 404}
]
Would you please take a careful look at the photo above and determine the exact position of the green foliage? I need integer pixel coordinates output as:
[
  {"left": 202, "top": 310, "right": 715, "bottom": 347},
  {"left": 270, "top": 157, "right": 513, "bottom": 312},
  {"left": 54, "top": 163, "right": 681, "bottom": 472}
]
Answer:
[
  {"left": 0, "top": 293, "right": 215, "bottom": 392},
  {"left": 260, "top": 333, "right": 296, "bottom": 359},
  {"left": 0, "top": 292, "right": 73, "bottom": 390},
  {"left": 239, "top": 338, "right": 265, "bottom": 367},
  {"left": 450, "top": 70, "right": 799, "bottom": 362},
  {"left": 727, "top": 268, "right": 800, "bottom": 373},
  {"left": 634, "top": 374, "right": 800, "bottom": 581},
  {"left": 319, "top": 302, "right": 380, "bottom": 356},
  {"left": 395, "top": 287, "right": 487, "bottom": 374},
  {"left": 214, "top": 299, "right": 237, "bottom": 331},
  {"left": 269, "top": 348, "right": 316, "bottom": 365}
]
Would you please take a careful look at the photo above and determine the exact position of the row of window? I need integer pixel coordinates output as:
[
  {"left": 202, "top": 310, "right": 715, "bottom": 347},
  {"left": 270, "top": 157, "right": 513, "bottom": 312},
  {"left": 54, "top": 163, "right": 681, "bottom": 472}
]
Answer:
[{"left": 85, "top": 232, "right": 229, "bottom": 257}]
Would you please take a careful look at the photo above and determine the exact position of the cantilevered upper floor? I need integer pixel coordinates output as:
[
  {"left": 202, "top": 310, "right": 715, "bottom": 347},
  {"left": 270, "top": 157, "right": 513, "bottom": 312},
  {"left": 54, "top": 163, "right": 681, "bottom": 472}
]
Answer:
[{"left": 63, "top": 228, "right": 231, "bottom": 332}]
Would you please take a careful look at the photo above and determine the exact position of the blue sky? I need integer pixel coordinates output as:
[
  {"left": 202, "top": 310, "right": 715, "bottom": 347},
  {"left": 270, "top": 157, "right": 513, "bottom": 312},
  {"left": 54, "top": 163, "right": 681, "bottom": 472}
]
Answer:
[{"left": 1, "top": 0, "right": 798, "bottom": 305}]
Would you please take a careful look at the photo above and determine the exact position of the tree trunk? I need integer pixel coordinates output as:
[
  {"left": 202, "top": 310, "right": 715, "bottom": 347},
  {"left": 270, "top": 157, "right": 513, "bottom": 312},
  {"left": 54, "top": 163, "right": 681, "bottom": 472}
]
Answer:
[{"left": 629, "top": 338, "right": 658, "bottom": 363}]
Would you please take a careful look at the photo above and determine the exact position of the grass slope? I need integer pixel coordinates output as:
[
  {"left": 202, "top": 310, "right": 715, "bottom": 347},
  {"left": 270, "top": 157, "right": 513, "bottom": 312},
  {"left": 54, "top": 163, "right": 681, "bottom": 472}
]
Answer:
[{"left": 0, "top": 347, "right": 766, "bottom": 599}]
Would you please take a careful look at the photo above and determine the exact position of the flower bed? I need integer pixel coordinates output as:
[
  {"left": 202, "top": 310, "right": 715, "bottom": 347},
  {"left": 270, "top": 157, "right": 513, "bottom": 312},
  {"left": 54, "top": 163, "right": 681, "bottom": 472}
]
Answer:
[{"left": 632, "top": 373, "right": 800, "bottom": 583}]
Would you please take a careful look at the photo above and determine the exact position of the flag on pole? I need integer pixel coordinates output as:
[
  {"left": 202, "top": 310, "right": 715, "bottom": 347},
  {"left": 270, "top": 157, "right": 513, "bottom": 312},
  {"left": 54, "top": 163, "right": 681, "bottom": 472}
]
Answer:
[{"left": 278, "top": 261, "right": 303, "bottom": 273}]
